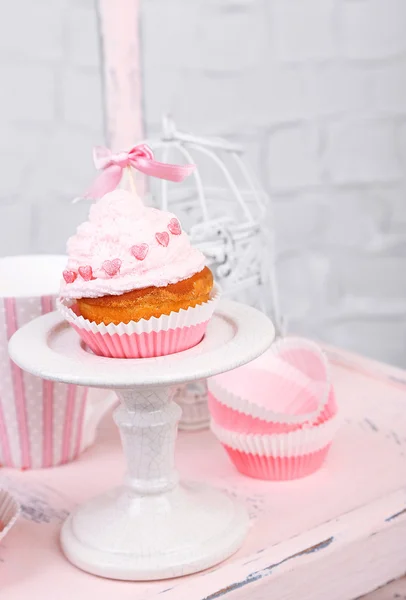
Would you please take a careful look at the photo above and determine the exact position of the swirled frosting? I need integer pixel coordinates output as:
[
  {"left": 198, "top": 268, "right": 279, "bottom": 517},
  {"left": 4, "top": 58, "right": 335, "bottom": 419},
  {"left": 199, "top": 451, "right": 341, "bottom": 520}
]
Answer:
[{"left": 60, "top": 190, "right": 206, "bottom": 299}]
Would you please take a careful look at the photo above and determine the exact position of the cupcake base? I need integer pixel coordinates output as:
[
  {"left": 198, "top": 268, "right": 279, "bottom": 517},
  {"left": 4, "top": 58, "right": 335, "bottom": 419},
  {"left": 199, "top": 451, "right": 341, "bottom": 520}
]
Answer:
[
  {"left": 59, "top": 286, "right": 220, "bottom": 359},
  {"left": 76, "top": 267, "right": 214, "bottom": 325},
  {"left": 73, "top": 321, "right": 208, "bottom": 359}
]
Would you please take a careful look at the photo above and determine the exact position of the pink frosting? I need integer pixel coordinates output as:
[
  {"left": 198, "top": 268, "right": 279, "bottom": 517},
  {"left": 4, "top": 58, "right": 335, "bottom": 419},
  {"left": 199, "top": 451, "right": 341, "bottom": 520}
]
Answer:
[{"left": 60, "top": 190, "right": 206, "bottom": 299}]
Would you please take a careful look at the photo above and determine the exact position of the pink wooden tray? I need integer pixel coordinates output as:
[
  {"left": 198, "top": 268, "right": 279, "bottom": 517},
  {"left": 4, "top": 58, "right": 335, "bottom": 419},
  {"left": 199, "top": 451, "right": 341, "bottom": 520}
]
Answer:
[{"left": 1, "top": 345, "right": 406, "bottom": 600}]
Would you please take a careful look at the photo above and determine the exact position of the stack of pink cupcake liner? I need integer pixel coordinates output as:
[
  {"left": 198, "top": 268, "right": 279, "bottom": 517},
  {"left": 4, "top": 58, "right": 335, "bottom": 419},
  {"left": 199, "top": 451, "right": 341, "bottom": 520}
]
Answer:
[{"left": 208, "top": 337, "right": 340, "bottom": 480}]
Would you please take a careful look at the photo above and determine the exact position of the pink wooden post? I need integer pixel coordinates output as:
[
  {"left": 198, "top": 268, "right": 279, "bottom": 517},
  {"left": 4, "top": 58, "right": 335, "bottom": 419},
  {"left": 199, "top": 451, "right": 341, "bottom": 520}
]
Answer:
[{"left": 98, "top": 0, "right": 144, "bottom": 150}]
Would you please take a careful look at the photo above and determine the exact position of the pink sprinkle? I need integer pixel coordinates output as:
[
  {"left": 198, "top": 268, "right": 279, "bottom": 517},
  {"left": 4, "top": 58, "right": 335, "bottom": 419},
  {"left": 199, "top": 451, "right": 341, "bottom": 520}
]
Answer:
[
  {"left": 131, "top": 243, "right": 149, "bottom": 261},
  {"left": 63, "top": 270, "right": 77, "bottom": 284},
  {"left": 102, "top": 258, "right": 122, "bottom": 277},
  {"left": 78, "top": 265, "right": 93, "bottom": 281},
  {"left": 168, "top": 218, "right": 181, "bottom": 235},
  {"left": 155, "top": 231, "right": 170, "bottom": 247}
]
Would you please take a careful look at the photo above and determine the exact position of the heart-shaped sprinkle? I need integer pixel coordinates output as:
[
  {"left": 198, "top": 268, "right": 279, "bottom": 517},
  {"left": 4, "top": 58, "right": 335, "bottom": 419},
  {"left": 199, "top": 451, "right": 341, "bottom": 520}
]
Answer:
[
  {"left": 63, "top": 270, "right": 77, "bottom": 284},
  {"left": 102, "top": 258, "right": 122, "bottom": 277},
  {"left": 155, "top": 231, "right": 170, "bottom": 247},
  {"left": 130, "top": 243, "right": 149, "bottom": 261},
  {"left": 78, "top": 265, "right": 93, "bottom": 281},
  {"left": 168, "top": 218, "right": 181, "bottom": 235}
]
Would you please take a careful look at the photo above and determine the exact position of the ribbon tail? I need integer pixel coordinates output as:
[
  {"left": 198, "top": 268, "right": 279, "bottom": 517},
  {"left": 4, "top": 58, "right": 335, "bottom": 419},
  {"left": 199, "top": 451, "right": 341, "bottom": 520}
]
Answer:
[
  {"left": 133, "top": 157, "right": 195, "bottom": 183},
  {"left": 83, "top": 165, "right": 123, "bottom": 199}
]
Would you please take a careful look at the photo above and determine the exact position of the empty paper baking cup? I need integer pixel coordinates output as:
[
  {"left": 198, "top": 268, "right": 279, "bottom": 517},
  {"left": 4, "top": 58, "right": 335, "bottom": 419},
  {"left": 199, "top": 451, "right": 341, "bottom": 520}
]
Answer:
[
  {"left": 209, "top": 337, "right": 339, "bottom": 479},
  {"left": 0, "top": 490, "right": 20, "bottom": 542},
  {"left": 208, "top": 337, "right": 334, "bottom": 429},
  {"left": 211, "top": 415, "right": 340, "bottom": 480},
  {"left": 208, "top": 385, "right": 337, "bottom": 435},
  {"left": 58, "top": 286, "right": 220, "bottom": 359}
]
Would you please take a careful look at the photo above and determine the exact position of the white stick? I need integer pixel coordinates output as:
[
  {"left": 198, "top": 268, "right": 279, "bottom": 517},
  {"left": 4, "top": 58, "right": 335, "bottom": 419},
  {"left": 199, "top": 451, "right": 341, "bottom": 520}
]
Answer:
[{"left": 127, "top": 166, "right": 137, "bottom": 197}]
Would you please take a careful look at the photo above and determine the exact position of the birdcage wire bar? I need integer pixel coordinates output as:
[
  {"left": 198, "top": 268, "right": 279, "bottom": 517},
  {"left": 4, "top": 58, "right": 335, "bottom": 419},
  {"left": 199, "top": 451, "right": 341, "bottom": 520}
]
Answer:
[{"left": 136, "top": 117, "right": 282, "bottom": 429}]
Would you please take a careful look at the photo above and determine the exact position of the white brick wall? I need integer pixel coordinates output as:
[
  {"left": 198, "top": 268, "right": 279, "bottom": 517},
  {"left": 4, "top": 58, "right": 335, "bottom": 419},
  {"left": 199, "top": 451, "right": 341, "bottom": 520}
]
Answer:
[
  {"left": 325, "top": 120, "right": 402, "bottom": 184},
  {"left": 271, "top": 0, "right": 337, "bottom": 62},
  {"left": 340, "top": 0, "right": 406, "bottom": 59},
  {"left": 141, "top": 0, "right": 406, "bottom": 367},
  {"left": 267, "top": 125, "right": 322, "bottom": 190},
  {"left": 0, "top": 0, "right": 104, "bottom": 256}
]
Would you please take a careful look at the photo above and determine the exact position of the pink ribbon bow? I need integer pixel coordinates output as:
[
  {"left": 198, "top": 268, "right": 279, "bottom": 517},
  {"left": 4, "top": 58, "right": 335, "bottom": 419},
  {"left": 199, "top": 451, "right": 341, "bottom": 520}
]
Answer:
[{"left": 84, "top": 144, "right": 195, "bottom": 199}]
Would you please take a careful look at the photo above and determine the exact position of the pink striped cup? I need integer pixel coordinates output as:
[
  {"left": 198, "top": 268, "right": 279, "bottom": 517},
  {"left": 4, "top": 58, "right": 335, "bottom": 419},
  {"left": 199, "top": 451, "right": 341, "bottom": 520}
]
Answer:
[{"left": 0, "top": 255, "right": 115, "bottom": 469}]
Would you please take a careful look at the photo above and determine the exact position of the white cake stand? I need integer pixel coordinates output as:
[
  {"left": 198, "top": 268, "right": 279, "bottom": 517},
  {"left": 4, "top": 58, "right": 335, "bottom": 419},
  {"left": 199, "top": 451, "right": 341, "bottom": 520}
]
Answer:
[{"left": 8, "top": 300, "right": 275, "bottom": 581}]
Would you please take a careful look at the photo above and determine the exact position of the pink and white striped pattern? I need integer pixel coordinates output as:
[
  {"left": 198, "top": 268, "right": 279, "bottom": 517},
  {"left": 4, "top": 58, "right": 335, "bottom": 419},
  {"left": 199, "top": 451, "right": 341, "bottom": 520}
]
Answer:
[
  {"left": 0, "top": 294, "right": 95, "bottom": 469},
  {"left": 59, "top": 287, "right": 220, "bottom": 359},
  {"left": 72, "top": 322, "right": 209, "bottom": 359}
]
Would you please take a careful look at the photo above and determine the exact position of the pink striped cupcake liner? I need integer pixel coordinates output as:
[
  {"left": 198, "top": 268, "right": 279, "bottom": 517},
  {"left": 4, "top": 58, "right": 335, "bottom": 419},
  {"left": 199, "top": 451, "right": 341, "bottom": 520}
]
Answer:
[
  {"left": 0, "top": 490, "right": 20, "bottom": 542},
  {"left": 211, "top": 415, "right": 340, "bottom": 480},
  {"left": 224, "top": 446, "right": 331, "bottom": 480},
  {"left": 59, "top": 286, "right": 220, "bottom": 359},
  {"left": 208, "top": 337, "right": 334, "bottom": 430},
  {"left": 208, "top": 386, "right": 337, "bottom": 435},
  {"left": 208, "top": 337, "right": 339, "bottom": 479}
]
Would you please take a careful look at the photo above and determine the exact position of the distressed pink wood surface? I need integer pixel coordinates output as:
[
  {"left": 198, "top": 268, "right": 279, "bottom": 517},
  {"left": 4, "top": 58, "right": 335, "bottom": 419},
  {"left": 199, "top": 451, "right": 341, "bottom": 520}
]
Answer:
[
  {"left": 362, "top": 577, "right": 406, "bottom": 599},
  {"left": 0, "top": 348, "right": 405, "bottom": 599}
]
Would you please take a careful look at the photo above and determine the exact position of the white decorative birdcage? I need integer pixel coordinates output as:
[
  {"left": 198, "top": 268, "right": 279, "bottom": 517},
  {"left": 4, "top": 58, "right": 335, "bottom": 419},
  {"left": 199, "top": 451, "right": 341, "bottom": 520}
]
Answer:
[
  {"left": 139, "top": 117, "right": 282, "bottom": 429},
  {"left": 139, "top": 116, "right": 281, "bottom": 326}
]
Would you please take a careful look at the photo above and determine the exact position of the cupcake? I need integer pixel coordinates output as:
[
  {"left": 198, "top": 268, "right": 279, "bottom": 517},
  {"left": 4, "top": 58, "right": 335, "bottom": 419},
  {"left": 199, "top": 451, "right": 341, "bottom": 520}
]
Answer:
[{"left": 59, "top": 189, "right": 219, "bottom": 358}]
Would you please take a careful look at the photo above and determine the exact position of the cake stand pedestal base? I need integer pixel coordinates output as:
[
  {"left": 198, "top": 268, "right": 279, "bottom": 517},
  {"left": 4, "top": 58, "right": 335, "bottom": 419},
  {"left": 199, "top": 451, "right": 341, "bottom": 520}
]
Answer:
[
  {"left": 61, "top": 389, "right": 248, "bottom": 580},
  {"left": 61, "top": 482, "right": 248, "bottom": 581}
]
